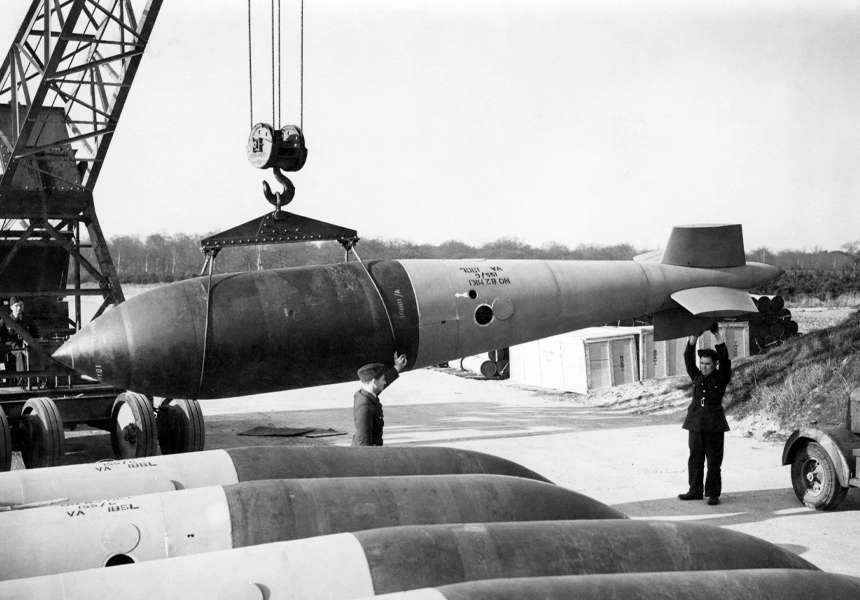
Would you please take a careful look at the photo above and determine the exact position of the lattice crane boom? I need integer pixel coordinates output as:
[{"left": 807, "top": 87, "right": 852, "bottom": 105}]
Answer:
[
  {"left": 0, "top": 0, "right": 162, "bottom": 194},
  {"left": 0, "top": 0, "right": 164, "bottom": 395}
]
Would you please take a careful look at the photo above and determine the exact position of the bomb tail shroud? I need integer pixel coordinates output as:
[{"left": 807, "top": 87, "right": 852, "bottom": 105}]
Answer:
[{"left": 52, "top": 224, "right": 782, "bottom": 399}]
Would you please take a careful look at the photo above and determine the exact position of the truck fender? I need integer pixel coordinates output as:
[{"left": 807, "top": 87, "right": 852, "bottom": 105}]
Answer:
[{"left": 782, "top": 427, "right": 860, "bottom": 487}]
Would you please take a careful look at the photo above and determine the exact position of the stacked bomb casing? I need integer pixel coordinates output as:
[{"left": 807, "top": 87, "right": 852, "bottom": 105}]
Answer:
[
  {"left": 490, "top": 348, "right": 510, "bottom": 378},
  {"left": 0, "top": 446, "right": 550, "bottom": 507},
  {"left": 458, "top": 354, "right": 497, "bottom": 378},
  {"left": 457, "top": 349, "right": 510, "bottom": 379},
  {"left": 749, "top": 295, "right": 799, "bottom": 353},
  {"left": 0, "top": 521, "right": 825, "bottom": 599},
  {"left": 0, "top": 473, "right": 623, "bottom": 580},
  {"left": 2, "top": 445, "right": 858, "bottom": 597},
  {"left": 366, "top": 570, "right": 860, "bottom": 600}
]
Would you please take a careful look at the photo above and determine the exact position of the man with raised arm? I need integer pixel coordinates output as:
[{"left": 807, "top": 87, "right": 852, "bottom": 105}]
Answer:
[
  {"left": 351, "top": 352, "right": 408, "bottom": 446},
  {"left": 678, "top": 325, "right": 731, "bottom": 506}
]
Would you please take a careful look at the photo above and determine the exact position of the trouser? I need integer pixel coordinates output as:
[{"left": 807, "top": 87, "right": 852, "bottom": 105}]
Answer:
[
  {"left": 2, "top": 350, "right": 24, "bottom": 386},
  {"left": 688, "top": 430, "right": 725, "bottom": 497}
]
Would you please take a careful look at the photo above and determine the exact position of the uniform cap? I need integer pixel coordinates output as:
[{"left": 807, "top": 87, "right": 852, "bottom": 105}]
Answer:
[
  {"left": 9, "top": 297, "right": 21, "bottom": 307},
  {"left": 697, "top": 348, "right": 718, "bottom": 361},
  {"left": 358, "top": 363, "right": 385, "bottom": 382}
]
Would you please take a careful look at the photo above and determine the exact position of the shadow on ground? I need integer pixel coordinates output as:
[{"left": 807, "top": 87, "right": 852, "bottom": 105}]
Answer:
[
  {"left": 54, "top": 422, "right": 331, "bottom": 467},
  {"left": 614, "top": 486, "right": 860, "bottom": 526},
  {"left": 47, "top": 399, "right": 683, "bottom": 466}
]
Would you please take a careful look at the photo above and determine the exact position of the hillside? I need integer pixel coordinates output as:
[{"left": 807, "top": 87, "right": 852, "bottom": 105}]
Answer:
[{"left": 728, "top": 307, "right": 860, "bottom": 436}]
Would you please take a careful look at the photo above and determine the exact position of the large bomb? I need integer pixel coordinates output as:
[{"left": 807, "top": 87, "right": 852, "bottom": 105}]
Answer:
[
  {"left": 0, "top": 521, "right": 820, "bottom": 599},
  {"left": 0, "top": 474, "right": 623, "bottom": 580},
  {"left": 53, "top": 231, "right": 782, "bottom": 399},
  {"left": 0, "top": 446, "right": 549, "bottom": 507},
  {"left": 366, "top": 570, "right": 860, "bottom": 600}
]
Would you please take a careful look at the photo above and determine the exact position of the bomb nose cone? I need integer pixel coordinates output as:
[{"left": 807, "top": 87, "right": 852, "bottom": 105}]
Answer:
[
  {"left": 51, "top": 282, "right": 211, "bottom": 399},
  {"left": 51, "top": 335, "right": 78, "bottom": 371},
  {"left": 52, "top": 309, "right": 132, "bottom": 387}
]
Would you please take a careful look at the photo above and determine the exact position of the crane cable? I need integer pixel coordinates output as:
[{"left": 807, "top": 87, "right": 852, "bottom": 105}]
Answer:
[
  {"left": 349, "top": 246, "right": 400, "bottom": 355},
  {"left": 247, "top": 0, "right": 253, "bottom": 129},
  {"left": 300, "top": 0, "right": 304, "bottom": 129},
  {"left": 195, "top": 252, "right": 216, "bottom": 401},
  {"left": 271, "top": 0, "right": 276, "bottom": 125},
  {"left": 247, "top": 0, "right": 303, "bottom": 131},
  {"left": 278, "top": 0, "right": 282, "bottom": 126}
]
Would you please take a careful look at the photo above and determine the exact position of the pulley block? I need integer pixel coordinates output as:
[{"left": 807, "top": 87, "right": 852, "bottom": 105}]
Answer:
[{"left": 246, "top": 123, "right": 308, "bottom": 171}]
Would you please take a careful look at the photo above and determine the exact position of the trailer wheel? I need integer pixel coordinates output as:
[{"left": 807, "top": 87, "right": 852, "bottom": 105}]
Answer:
[
  {"left": 791, "top": 442, "right": 848, "bottom": 510},
  {"left": 0, "top": 404, "right": 11, "bottom": 472},
  {"left": 20, "top": 397, "right": 64, "bottom": 469},
  {"left": 157, "top": 399, "right": 205, "bottom": 455},
  {"left": 110, "top": 392, "right": 157, "bottom": 459}
]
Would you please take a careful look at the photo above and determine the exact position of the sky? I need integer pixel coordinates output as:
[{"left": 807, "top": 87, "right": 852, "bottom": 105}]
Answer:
[{"left": 1, "top": 0, "right": 859, "bottom": 252}]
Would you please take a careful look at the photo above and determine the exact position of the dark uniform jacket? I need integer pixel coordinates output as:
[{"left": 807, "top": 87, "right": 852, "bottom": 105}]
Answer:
[
  {"left": 1, "top": 314, "right": 39, "bottom": 375},
  {"left": 1, "top": 315, "right": 38, "bottom": 348},
  {"left": 351, "top": 367, "right": 399, "bottom": 446},
  {"left": 682, "top": 341, "right": 731, "bottom": 433}
]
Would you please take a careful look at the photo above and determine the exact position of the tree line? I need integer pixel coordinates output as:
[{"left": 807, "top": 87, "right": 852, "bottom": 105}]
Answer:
[
  {"left": 82, "top": 233, "right": 640, "bottom": 284},
  {"left": 81, "top": 233, "right": 860, "bottom": 301},
  {"left": 748, "top": 243, "right": 860, "bottom": 272},
  {"left": 748, "top": 243, "right": 860, "bottom": 300}
]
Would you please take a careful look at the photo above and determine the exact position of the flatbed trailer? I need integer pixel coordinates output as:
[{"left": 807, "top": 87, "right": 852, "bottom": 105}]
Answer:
[
  {"left": 0, "top": 383, "right": 118, "bottom": 469},
  {"left": 0, "top": 379, "right": 205, "bottom": 471}
]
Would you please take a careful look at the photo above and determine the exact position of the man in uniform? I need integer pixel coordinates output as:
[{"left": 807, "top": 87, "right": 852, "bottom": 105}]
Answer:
[
  {"left": 678, "top": 325, "right": 731, "bottom": 506},
  {"left": 351, "top": 351, "right": 408, "bottom": 446},
  {"left": 1, "top": 297, "right": 39, "bottom": 386}
]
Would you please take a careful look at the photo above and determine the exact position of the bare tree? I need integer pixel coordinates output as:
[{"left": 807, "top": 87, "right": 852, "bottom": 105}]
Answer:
[{"left": 841, "top": 240, "right": 860, "bottom": 271}]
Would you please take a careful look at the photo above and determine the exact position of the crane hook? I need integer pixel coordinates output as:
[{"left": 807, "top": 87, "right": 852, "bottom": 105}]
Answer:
[{"left": 262, "top": 167, "right": 296, "bottom": 219}]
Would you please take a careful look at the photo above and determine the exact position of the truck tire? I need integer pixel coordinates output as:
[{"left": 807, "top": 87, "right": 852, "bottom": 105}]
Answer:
[
  {"left": 0, "top": 404, "right": 11, "bottom": 472},
  {"left": 157, "top": 398, "right": 205, "bottom": 455},
  {"left": 20, "top": 397, "right": 65, "bottom": 469},
  {"left": 110, "top": 392, "right": 157, "bottom": 459},
  {"left": 791, "top": 442, "right": 848, "bottom": 510}
]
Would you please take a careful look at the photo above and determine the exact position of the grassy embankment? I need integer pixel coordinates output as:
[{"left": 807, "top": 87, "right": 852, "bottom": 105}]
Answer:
[
  {"left": 788, "top": 293, "right": 860, "bottom": 308},
  {"left": 724, "top": 308, "right": 860, "bottom": 434}
]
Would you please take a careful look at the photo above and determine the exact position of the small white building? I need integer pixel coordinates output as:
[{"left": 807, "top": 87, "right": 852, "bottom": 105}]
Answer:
[{"left": 510, "top": 323, "right": 749, "bottom": 394}]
